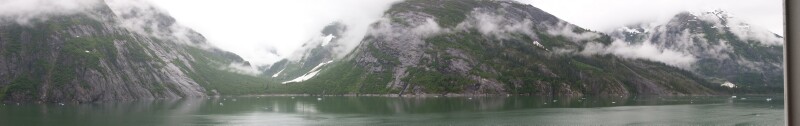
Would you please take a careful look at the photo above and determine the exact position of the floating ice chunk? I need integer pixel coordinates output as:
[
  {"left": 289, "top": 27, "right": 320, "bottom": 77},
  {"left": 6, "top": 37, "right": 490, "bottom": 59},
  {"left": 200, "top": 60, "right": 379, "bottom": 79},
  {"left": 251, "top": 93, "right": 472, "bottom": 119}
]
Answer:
[{"left": 721, "top": 82, "right": 737, "bottom": 88}]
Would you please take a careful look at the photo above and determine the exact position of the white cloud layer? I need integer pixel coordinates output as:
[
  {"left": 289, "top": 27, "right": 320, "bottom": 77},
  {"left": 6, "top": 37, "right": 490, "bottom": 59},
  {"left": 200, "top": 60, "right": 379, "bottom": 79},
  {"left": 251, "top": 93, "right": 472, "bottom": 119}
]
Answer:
[
  {"left": 0, "top": 0, "right": 100, "bottom": 24},
  {"left": 0, "top": 0, "right": 781, "bottom": 68},
  {"left": 579, "top": 40, "right": 698, "bottom": 69},
  {"left": 150, "top": 0, "right": 400, "bottom": 66},
  {"left": 519, "top": 0, "right": 783, "bottom": 36}
]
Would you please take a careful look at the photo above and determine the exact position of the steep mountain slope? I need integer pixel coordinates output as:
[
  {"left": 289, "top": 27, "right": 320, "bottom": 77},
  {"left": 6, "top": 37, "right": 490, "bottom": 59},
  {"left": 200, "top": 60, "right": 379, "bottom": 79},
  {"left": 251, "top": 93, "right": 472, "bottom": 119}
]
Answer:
[
  {"left": 265, "top": 0, "right": 721, "bottom": 96},
  {"left": 264, "top": 22, "right": 347, "bottom": 83},
  {"left": 0, "top": 0, "right": 266, "bottom": 102},
  {"left": 610, "top": 10, "right": 784, "bottom": 93}
]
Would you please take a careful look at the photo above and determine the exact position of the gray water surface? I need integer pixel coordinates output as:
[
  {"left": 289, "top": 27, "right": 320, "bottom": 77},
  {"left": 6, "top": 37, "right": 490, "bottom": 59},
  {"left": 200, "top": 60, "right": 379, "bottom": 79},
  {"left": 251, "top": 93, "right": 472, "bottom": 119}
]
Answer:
[{"left": 0, "top": 95, "right": 784, "bottom": 125}]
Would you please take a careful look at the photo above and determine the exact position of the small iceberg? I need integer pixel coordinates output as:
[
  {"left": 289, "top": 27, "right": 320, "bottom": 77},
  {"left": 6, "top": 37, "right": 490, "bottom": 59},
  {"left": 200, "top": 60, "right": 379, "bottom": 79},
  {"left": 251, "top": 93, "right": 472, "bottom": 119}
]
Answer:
[{"left": 721, "top": 82, "right": 737, "bottom": 88}]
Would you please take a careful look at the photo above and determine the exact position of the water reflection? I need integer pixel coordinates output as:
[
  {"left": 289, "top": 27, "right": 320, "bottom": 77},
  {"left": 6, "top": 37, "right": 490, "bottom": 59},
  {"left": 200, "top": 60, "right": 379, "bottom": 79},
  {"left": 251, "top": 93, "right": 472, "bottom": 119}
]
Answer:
[{"left": 0, "top": 95, "right": 783, "bottom": 126}]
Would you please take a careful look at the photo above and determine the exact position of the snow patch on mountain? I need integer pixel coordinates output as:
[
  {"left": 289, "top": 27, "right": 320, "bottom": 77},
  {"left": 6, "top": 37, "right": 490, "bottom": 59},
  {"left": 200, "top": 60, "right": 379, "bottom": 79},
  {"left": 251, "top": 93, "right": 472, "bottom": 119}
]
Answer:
[
  {"left": 532, "top": 41, "right": 547, "bottom": 51},
  {"left": 694, "top": 10, "right": 783, "bottom": 46},
  {"left": 271, "top": 68, "right": 285, "bottom": 77},
  {"left": 282, "top": 60, "right": 333, "bottom": 84},
  {"left": 321, "top": 34, "right": 335, "bottom": 46}
]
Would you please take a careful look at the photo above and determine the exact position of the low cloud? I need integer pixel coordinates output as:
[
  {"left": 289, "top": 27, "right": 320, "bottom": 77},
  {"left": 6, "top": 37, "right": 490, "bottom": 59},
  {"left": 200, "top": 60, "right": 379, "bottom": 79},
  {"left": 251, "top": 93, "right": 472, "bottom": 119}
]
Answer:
[
  {"left": 367, "top": 15, "right": 448, "bottom": 45},
  {"left": 545, "top": 22, "right": 601, "bottom": 41},
  {"left": 694, "top": 11, "right": 784, "bottom": 45},
  {"left": 0, "top": 0, "right": 101, "bottom": 24},
  {"left": 149, "top": 0, "right": 400, "bottom": 66},
  {"left": 106, "top": 0, "right": 211, "bottom": 47},
  {"left": 221, "top": 62, "right": 262, "bottom": 76},
  {"left": 579, "top": 40, "right": 698, "bottom": 69},
  {"left": 456, "top": 9, "right": 537, "bottom": 40},
  {"left": 519, "top": 0, "right": 783, "bottom": 36}
]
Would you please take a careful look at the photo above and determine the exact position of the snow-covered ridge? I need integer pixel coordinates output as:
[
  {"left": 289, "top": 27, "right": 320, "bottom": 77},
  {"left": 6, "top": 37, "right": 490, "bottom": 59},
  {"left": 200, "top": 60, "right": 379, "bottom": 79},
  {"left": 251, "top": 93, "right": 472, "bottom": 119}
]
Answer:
[
  {"left": 621, "top": 27, "right": 643, "bottom": 34},
  {"left": 282, "top": 60, "right": 334, "bottom": 84},
  {"left": 691, "top": 9, "right": 783, "bottom": 46}
]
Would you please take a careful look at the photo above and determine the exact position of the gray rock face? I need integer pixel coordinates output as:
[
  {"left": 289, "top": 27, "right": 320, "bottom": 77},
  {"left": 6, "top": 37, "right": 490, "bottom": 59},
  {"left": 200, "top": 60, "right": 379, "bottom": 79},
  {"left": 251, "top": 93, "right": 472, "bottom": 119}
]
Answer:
[
  {"left": 0, "top": 1, "right": 247, "bottom": 103},
  {"left": 338, "top": 0, "right": 719, "bottom": 96},
  {"left": 610, "top": 11, "right": 784, "bottom": 92}
]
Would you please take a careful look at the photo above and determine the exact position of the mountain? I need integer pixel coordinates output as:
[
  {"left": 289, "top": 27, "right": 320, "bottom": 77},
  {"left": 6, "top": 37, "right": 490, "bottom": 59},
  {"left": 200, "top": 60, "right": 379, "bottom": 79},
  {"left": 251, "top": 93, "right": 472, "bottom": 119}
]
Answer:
[
  {"left": 264, "top": 22, "right": 347, "bottom": 83},
  {"left": 264, "top": 0, "right": 724, "bottom": 96},
  {"left": 0, "top": 0, "right": 266, "bottom": 103},
  {"left": 609, "top": 10, "right": 784, "bottom": 93},
  {"left": 2, "top": 0, "right": 782, "bottom": 102}
]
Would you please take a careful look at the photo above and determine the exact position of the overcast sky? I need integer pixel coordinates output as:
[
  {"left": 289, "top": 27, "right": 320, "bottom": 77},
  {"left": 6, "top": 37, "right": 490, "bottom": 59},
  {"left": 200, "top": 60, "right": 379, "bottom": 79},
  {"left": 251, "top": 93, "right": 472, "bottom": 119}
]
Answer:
[{"left": 149, "top": 0, "right": 783, "bottom": 66}]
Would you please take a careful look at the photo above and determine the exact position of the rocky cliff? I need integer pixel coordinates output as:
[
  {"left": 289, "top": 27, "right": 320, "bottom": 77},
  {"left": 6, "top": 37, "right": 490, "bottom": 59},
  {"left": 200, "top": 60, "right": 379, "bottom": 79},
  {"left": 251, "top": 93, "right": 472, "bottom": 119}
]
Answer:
[
  {"left": 0, "top": 0, "right": 266, "bottom": 103},
  {"left": 610, "top": 10, "right": 784, "bottom": 93},
  {"left": 265, "top": 0, "right": 723, "bottom": 96}
]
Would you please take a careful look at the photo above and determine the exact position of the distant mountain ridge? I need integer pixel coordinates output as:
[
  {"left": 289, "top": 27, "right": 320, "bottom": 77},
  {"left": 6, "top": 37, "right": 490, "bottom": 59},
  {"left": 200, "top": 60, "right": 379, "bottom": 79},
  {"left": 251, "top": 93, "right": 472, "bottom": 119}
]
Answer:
[
  {"left": 609, "top": 10, "right": 783, "bottom": 93},
  {"left": 0, "top": 0, "right": 784, "bottom": 103},
  {"left": 263, "top": 0, "right": 739, "bottom": 96}
]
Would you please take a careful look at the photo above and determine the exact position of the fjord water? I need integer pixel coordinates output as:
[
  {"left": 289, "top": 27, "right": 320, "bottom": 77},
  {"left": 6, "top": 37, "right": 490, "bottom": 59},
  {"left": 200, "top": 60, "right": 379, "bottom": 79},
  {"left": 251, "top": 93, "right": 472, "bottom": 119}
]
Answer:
[{"left": 0, "top": 95, "right": 783, "bottom": 125}]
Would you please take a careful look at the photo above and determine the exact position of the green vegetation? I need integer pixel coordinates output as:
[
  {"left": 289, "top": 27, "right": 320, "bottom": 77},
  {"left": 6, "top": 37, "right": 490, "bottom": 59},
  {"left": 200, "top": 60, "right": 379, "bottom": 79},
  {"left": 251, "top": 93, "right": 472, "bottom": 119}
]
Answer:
[
  {"left": 4, "top": 77, "right": 39, "bottom": 98},
  {"left": 266, "top": 61, "right": 395, "bottom": 94},
  {"left": 404, "top": 67, "right": 473, "bottom": 93},
  {"left": 180, "top": 47, "right": 269, "bottom": 95},
  {"left": 63, "top": 36, "right": 118, "bottom": 68},
  {"left": 571, "top": 60, "right": 603, "bottom": 72}
]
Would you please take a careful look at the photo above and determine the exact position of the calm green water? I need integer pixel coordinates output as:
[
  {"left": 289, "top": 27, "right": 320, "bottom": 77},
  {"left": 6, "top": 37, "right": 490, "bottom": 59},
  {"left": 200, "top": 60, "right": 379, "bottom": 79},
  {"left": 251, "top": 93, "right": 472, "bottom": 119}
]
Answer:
[{"left": 0, "top": 95, "right": 784, "bottom": 126}]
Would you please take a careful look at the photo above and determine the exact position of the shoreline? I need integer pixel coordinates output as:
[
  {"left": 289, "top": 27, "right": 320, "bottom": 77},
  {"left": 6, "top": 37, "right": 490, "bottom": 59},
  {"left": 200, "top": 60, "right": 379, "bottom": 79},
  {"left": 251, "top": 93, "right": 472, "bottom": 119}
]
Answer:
[{"left": 233, "top": 93, "right": 780, "bottom": 98}]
